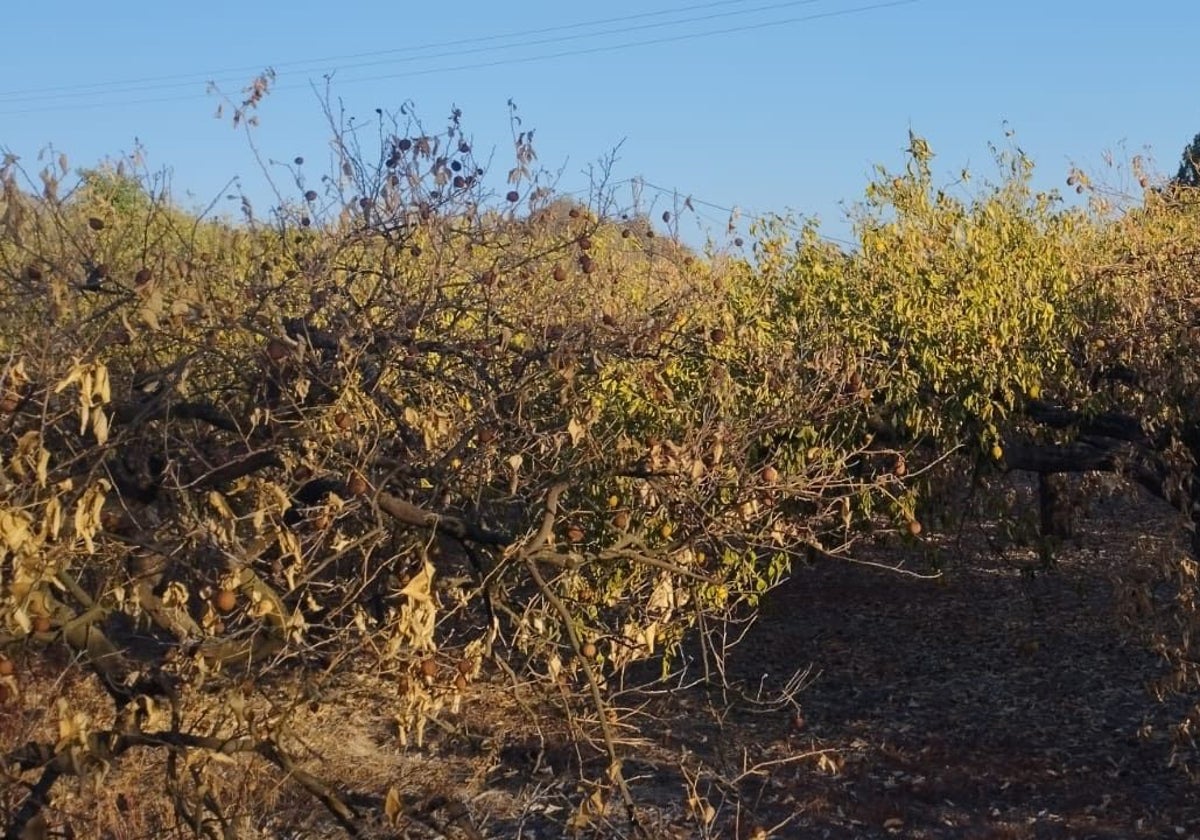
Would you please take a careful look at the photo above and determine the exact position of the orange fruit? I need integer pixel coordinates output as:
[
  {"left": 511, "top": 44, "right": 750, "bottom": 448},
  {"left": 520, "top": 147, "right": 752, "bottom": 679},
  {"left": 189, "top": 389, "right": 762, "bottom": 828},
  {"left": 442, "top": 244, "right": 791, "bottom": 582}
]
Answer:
[
  {"left": 213, "top": 590, "right": 237, "bottom": 613},
  {"left": 347, "top": 472, "right": 369, "bottom": 497}
]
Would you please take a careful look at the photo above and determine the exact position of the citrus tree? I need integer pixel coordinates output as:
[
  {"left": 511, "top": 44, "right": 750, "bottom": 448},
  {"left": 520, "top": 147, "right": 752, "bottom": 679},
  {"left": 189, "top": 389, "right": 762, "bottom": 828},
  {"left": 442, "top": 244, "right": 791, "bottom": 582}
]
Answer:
[
  {"left": 0, "top": 104, "right": 898, "bottom": 835},
  {"left": 757, "top": 132, "right": 1200, "bottom": 769}
]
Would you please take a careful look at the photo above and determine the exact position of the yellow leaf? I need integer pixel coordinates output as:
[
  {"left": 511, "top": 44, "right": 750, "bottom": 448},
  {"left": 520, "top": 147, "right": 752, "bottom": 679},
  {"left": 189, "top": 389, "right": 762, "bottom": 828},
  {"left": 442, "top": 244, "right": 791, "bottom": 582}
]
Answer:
[
  {"left": 36, "top": 445, "right": 50, "bottom": 487},
  {"left": 92, "top": 409, "right": 109, "bottom": 445},
  {"left": 10, "top": 431, "right": 41, "bottom": 480},
  {"left": 384, "top": 786, "right": 403, "bottom": 825},
  {"left": 208, "top": 491, "right": 235, "bottom": 520},
  {"left": 11, "top": 606, "right": 31, "bottom": 634},
  {"left": 399, "top": 561, "right": 435, "bottom": 603},
  {"left": 277, "top": 528, "right": 302, "bottom": 565},
  {"left": 162, "top": 581, "right": 190, "bottom": 608},
  {"left": 73, "top": 483, "right": 105, "bottom": 554},
  {"left": 43, "top": 497, "right": 63, "bottom": 541},
  {"left": 52, "top": 362, "right": 84, "bottom": 394},
  {"left": 567, "top": 416, "right": 585, "bottom": 445},
  {"left": 0, "top": 510, "right": 33, "bottom": 551},
  {"left": 265, "top": 482, "right": 291, "bottom": 511},
  {"left": 92, "top": 364, "right": 110, "bottom": 405},
  {"left": 9, "top": 358, "right": 29, "bottom": 385}
]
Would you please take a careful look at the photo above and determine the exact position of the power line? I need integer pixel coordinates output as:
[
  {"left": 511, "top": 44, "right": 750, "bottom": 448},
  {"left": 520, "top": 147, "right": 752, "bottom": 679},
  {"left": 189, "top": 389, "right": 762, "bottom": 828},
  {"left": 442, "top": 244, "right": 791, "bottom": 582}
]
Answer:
[
  {"left": 0, "top": 0, "right": 832, "bottom": 106},
  {"left": 563, "top": 176, "right": 855, "bottom": 247},
  {"left": 0, "top": 0, "right": 818, "bottom": 104},
  {"left": 628, "top": 178, "right": 858, "bottom": 246},
  {"left": 0, "top": 0, "right": 917, "bottom": 117}
]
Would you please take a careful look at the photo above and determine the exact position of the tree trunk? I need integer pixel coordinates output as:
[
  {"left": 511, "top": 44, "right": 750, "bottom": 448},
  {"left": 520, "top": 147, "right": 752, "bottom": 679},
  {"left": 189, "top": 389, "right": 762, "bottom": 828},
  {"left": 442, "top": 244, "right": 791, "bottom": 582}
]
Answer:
[{"left": 1039, "top": 472, "right": 1074, "bottom": 539}]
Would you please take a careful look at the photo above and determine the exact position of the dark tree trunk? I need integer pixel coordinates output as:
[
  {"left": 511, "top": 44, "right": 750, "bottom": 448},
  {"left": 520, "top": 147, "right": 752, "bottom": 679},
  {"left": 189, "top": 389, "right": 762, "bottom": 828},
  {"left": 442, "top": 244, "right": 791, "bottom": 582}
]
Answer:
[{"left": 1038, "top": 472, "right": 1074, "bottom": 539}]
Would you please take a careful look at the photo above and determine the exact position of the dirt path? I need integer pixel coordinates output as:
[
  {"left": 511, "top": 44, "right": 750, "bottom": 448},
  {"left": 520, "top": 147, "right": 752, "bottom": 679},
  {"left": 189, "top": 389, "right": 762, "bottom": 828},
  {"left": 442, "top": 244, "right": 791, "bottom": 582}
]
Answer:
[{"left": 704, "top": 499, "right": 1200, "bottom": 838}]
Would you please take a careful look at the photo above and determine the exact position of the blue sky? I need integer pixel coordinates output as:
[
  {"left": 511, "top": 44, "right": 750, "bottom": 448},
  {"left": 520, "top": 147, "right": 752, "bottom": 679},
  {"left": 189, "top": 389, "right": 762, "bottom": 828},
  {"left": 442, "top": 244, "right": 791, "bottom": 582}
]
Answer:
[{"left": 1, "top": 0, "right": 1196, "bottom": 246}]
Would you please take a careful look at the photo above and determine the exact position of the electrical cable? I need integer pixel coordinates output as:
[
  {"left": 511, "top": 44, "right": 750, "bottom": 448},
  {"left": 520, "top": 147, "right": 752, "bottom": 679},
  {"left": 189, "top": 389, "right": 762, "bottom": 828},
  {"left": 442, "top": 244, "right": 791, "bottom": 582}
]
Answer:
[
  {"left": 0, "top": 0, "right": 917, "bottom": 117},
  {"left": 0, "top": 0, "right": 828, "bottom": 103}
]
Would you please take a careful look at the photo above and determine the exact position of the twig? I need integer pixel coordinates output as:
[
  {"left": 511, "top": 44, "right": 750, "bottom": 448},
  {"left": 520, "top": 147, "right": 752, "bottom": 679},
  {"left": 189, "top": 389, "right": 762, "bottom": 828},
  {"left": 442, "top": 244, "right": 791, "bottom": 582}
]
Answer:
[
  {"left": 601, "top": 547, "right": 717, "bottom": 583},
  {"left": 806, "top": 541, "right": 943, "bottom": 580},
  {"left": 3, "top": 765, "right": 61, "bottom": 840},
  {"left": 377, "top": 490, "right": 513, "bottom": 546},
  {"left": 838, "top": 555, "right": 943, "bottom": 579},
  {"left": 517, "top": 481, "right": 643, "bottom": 834},
  {"left": 729, "top": 748, "right": 839, "bottom": 786}
]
